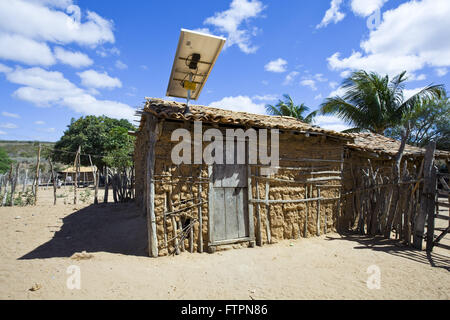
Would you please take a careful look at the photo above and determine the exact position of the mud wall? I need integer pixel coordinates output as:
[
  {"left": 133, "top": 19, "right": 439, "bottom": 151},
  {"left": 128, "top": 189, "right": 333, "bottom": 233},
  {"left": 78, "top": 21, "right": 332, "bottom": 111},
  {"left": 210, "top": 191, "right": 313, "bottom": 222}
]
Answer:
[{"left": 134, "top": 116, "right": 346, "bottom": 256}]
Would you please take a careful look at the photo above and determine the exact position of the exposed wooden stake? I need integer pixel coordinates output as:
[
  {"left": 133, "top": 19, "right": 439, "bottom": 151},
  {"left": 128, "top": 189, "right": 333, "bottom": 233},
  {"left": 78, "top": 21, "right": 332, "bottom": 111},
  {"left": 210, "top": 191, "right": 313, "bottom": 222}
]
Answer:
[
  {"left": 145, "top": 114, "right": 160, "bottom": 257},
  {"left": 34, "top": 144, "right": 41, "bottom": 205},
  {"left": 413, "top": 142, "right": 436, "bottom": 249},
  {"left": 49, "top": 159, "right": 57, "bottom": 205},
  {"left": 197, "top": 165, "right": 203, "bottom": 253}
]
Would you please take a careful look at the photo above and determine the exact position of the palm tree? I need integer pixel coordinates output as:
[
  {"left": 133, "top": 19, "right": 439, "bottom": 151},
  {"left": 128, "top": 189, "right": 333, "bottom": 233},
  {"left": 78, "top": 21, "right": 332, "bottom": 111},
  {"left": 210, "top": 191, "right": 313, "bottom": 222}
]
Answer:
[
  {"left": 265, "top": 94, "right": 317, "bottom": 123},
  {"left": 320, "top": 70, "right": 444, "bottom": 135}
]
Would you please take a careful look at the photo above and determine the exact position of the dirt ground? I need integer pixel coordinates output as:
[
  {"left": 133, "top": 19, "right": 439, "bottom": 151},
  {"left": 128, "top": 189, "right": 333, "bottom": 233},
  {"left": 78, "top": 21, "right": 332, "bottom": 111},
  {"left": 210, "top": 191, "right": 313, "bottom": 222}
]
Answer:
[{"left": 0, "top": 187, "right": 449, "bottom": 300}]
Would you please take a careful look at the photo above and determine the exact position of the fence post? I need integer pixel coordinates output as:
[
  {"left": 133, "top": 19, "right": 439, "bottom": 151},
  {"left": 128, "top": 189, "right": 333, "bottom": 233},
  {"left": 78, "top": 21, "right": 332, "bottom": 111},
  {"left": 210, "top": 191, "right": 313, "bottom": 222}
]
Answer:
[
  {"left": 426, "top": 165, "right": 437, "bottom": 251},
  {"left": 413, "top": 142, "right": 436, "bottom": 250},
  {"left": 34, "top": 144, "right": 41, "bottom": 205}
]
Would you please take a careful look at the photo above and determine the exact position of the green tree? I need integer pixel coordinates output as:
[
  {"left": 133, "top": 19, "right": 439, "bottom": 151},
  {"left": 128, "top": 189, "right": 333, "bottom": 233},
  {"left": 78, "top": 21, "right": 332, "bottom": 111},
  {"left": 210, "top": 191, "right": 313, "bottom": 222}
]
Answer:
[
  {"left": 385, "top": 96, "right": 450, "bottom": 151},
  {"left": 0, "top": 147, "right": 12, "bottom": 174},
  {"left": 265, "top": 94, "right": 317, "bottom": 123},
  {"left": 320, "top": 70, "right": 444, "bottom": 134},
  {"left": 103, "top": 127, "right": 135, "bottom": 171},
  {"left": 52, "top": 116, "right": 135, "bottom": 168}
]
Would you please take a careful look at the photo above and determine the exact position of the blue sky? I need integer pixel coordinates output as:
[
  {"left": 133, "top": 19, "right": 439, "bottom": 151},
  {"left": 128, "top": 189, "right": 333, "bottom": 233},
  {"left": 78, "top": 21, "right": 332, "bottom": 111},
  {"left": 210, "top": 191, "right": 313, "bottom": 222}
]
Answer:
[{"left": 0, "top": 0, "right": 449, "bottom": 141}]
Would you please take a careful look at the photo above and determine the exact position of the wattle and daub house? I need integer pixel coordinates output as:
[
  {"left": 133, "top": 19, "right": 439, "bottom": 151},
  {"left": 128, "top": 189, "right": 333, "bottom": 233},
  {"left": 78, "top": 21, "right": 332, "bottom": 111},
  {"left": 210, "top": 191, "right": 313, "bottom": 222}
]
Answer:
[{"left": 133, "top": 98, "right": 450, "bottom": 257}]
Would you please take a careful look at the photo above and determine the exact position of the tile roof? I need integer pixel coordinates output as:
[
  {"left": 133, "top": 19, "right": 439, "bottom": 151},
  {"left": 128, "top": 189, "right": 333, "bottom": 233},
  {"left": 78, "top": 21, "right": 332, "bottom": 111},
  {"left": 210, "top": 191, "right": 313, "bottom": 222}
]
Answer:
[
  {"left": 347, "top": 132, "right": 450, "bottom": 159},
  {"left": 136, "top": 98, "right": 450, "bottom": 160},
  {"left": 139, "top": 98, "right": 351, "bottom": 139}
]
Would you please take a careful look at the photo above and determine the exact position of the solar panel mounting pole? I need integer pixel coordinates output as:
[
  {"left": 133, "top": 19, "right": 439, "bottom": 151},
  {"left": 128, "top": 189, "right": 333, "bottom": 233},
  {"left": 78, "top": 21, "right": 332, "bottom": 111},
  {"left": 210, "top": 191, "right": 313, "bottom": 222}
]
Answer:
[{"left": 185, "top": 73, "right": 192, "bottom": 115}]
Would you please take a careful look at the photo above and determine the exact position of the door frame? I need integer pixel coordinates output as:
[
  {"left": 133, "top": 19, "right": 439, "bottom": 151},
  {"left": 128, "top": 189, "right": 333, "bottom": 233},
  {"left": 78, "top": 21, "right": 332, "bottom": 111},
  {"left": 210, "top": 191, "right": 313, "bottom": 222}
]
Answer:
[{"left": 207, "top": 164, "right": 255, "bottom": 249}]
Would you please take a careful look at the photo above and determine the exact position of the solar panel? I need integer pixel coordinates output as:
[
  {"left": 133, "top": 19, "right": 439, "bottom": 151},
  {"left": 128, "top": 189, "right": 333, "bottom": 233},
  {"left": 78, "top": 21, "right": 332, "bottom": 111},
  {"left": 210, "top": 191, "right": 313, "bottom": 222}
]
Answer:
[{"left": 166, "top": 29, "right": 226, "bottom": 101}]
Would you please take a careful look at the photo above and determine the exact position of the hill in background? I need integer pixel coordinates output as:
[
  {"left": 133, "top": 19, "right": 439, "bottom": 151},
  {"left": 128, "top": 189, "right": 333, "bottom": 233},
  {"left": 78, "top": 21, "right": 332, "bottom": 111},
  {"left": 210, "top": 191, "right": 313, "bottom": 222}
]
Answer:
[{"left": 0, "top": 140, "right": 55, "bottom": 163}]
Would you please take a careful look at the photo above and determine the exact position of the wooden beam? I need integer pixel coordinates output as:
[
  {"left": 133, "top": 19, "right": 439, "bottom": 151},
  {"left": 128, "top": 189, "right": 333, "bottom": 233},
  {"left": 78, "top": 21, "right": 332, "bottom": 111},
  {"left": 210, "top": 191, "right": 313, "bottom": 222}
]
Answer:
[
  {"left": 413, "top": 142, "right": 436, "bottom": 250},
  {"left": 145, "top": 114, "right": 161, "bottom": 257},
  {"left": 197, "top": 165, "right": 203, "bottom": 253},
  {"left": 207, "top": 165, "right": 215, "bottom": 253},
  {"left": 247, "top": 165, "right": 255, "bottom": 247},
  {"left": 264, "top": 176, "right": 271, "bottom": 244},
  {"left": 254, "top": 167, "right": 262, "bottom": 246}
]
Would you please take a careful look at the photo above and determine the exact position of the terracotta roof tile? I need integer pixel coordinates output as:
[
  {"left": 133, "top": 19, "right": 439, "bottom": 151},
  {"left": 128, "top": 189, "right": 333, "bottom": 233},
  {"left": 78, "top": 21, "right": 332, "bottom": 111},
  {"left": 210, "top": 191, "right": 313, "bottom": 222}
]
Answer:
[{"left": 139, "top": 98, "right": 350, "bottom": 139}]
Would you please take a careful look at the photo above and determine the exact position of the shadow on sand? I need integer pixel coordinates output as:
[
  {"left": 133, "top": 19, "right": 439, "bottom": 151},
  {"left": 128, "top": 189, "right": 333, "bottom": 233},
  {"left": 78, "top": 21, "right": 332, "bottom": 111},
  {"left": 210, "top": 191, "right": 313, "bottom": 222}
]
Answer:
[
  {"left": 325, "top": 232, "right": 450, "bottom": 271},
  {"left": 20, "top": 202, "right": 148, "bottom": 260}
]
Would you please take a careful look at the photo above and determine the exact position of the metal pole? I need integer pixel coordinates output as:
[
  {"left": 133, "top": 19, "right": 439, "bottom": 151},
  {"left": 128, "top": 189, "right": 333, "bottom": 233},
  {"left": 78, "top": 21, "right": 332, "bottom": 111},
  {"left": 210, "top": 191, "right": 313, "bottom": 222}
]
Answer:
[{"left": 185, "top": 73, "right": 192, "bottom": 115}]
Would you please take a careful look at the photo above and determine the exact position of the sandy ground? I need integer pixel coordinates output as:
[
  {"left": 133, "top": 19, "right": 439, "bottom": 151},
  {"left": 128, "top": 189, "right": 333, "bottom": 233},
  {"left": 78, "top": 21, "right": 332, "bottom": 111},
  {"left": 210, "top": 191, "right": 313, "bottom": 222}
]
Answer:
[{"left": 0, "top": 187, "right": 449, "bottom": 300}]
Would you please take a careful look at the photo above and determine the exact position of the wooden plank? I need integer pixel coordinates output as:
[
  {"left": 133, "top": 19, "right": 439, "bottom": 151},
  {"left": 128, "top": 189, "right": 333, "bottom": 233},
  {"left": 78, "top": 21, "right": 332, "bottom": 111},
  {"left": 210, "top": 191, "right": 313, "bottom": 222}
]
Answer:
[
  {"left": 197, "top": 166, "right": 203, "bottom": 253},
  {"left": 435, "top": 214, "right": 450, "bottom": 221},
  {"left": 208, "top": 237, "right": 252, "bottom": 246},
  {"left": 145, "top": 115, "right": 160, "bottom": 257},
  {"left": 254, "top": 167, "right": 262, "bottom": 246},
  {"left": 207, "top": 165, "right": 214, "bottom": 250},
  {"left": 236, "top": 188, "right": 248, "bottom": 238},
  {"left": 316, "top": 187, "right": 321, "bottom": 236},
  {"left": 265, "top": 177, "right": 271, "bottom": 244},
  {"left": 304, "top": 184, "right": 309, "bottom": 237},
  {"left": 437, "top": 202, "right": 450, "bottom": 208},
  {"left": 251, "top": 196, "right": 340, "bottom": 204},
  {"left": 225, "top": 188, "right": 239, "bottom": 239},
  {"left": 247, "top": 165, "right": 255, "bottom": 247},
  {"left": 213, "top": 188, "right": 226, "bottom": 241},
  {"left": 413, "top": 142, "right": 436, "bottom": 249}
]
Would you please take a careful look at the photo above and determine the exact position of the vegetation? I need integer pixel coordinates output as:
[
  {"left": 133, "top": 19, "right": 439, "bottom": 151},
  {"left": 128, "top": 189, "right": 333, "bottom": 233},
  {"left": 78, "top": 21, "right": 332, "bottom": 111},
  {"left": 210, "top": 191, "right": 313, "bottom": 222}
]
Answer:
[
  {"left": 102, "top": 126, "right": 135, "bottom": 171},
  {"left": 0, "top": 141, "right": 54, "bottom": 162},
  {"left": 385, "top": 96, "right": 450, "bottom": 151},
  {"left": 52, "top": 116, "right": 136, "bottom": 168},
  {"left": 320, "top": 71, "right": 444, "bottom": 134},
  {"left": 266, "top": 94, "right": 317, "bottom": 123},
  {"left": 0, "top": 147, "right": 13, "bottom": 174}
]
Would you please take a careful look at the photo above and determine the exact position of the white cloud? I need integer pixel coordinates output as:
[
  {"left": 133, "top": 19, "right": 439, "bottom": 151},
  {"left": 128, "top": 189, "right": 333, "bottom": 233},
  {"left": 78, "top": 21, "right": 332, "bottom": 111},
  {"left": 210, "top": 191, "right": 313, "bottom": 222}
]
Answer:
[
  {"left": 403, "top": 87, "right": 423, "bottom": 101},
  {"left": 328, "top": 86, "right": 347, "bottom": 98},
  {"left": 37, "top": 127, "right": 55, "bottom": 133},
  {"left": 0, "top": 32, "right": 55, "bottom": 66},
  {"left": 350, "top": 0, "right": 388, "bottom": 17},
  {"left": 34, "top": 120, "right": 45, "bottom": 125},
  {"left": 0, "top": 123, "right": 18, "bottom": 129},
  {"left": 0, "top": 0, "right": 114, "bottom": 47},
  {"left": 24, "top": 0, "right": 73, "bottom": 9},
  {"left": 96, "top": 46, "right": 120, "bottom": 57},
  {"left": 2, "top": 111, "right": 20, "bottom": 118},
  {"left": 3, "top": 67, "right": 134, "bottom": 120},
  {"left": 115, "top": 60, "right": 128, "bottom": 70},
  {"left": 313, "top": 114, "right": 352, "bottom": 132},
  {"left": 300, "top": 79, "right": 317, "bottom": 91},
  {"left": 0, "top": 130, "right": 6, "bottom": 135},
  {"left": 0, "top": 63, "right": 13, "bottom": 73},
  {"left": 314, "top": 94, "right": 323, "bottom": 100},
  {"left": 316, "top": 0, "right": 345, "bottom": 29},
  {"left": 54, "top": 46, "right": 93, "bottom": 68},
  {"left": 328, "top": 0, "right": 450, "bottom": 78},
  {"left": 436, "top": 68, "right": 448, "bottom": 77},
  {"left": 252, "top": 94, "right": 278, "bottom": 101},
  {"left": 140, "top": 65, "right": 148, "bottom": 70},
  {"left": 209, "top": 95, "right": 266, "bottom": 114},
  {"left": 314, "top": 73, "right": 327, "bottom": 82},
  {"left": 264, "top": 58, "right": 287, "bottom": 73},
  {"left": 329, "top": 81, "right": 338, "bottom": 89},
  {"left": 340, "top": 70, "right": 352, "bottom": 78},
  {"left": 77, "top": 70, "right": 122, "bottom": 89},
  {"left": 203, "top": 0, "right": 265, "bottom": 54},
  {"left": 283, "top": 71, "right": 299, "bottom": 85}
]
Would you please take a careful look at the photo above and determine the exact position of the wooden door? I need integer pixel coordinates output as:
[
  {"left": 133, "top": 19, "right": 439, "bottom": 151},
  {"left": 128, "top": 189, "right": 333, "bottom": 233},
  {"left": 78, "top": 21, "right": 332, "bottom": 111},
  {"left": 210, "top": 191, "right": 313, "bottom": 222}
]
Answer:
[{"left": 209, "top": 141, "right": 250, "bottom": 244}]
